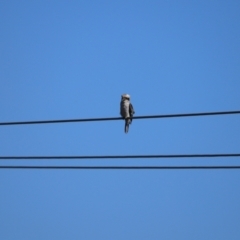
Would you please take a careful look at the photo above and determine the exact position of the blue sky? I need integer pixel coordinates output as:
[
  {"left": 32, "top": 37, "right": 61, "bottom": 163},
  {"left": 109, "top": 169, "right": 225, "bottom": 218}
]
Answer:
[{"left": 1, "top": 1, "right": 240, "bottom": 239}]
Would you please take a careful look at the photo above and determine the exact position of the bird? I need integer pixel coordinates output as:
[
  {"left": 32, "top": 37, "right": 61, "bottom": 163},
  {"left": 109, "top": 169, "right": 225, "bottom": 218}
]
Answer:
[{"left": 120, "top": 94, "right": 135, "bottom": 133}]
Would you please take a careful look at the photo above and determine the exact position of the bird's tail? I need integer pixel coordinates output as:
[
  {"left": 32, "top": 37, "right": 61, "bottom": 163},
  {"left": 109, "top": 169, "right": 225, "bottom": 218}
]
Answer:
[
  {"left": 125, "top": 123, "right": 129, "bottom": 133},
  {"left": 124, "top": 119, "right": 131, "bottom": 133}
]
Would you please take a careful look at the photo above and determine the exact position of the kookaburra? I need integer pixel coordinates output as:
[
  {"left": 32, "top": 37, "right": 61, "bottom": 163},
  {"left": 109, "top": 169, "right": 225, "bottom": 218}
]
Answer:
[{"left": 120, "top": 94, "right": 135, "bottom": 133}]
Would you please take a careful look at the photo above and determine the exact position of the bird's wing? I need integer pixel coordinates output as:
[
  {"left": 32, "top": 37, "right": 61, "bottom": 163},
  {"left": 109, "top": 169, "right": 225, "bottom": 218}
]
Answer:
[{"left": 129, "top": 103, "right": 135, "bottom": 116}]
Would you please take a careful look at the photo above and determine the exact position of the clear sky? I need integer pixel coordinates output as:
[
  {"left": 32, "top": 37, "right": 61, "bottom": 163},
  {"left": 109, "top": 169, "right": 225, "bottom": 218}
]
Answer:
[{"left": 1, "top": 1, "right": 240, "bottom": 239}]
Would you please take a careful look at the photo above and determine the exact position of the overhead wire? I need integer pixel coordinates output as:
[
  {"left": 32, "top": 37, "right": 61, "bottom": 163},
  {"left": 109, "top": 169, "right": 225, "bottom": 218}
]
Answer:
[
  {"left": 1, "top": 166, "right": 240, "bottom": 170},
  {"left": 1, "top": 110, "right": 239, "bottom": 170},
  {"left": 1, "top": 153, "right": 240, "bottom": 159},
  {"left": 1, "top": 154, "right": 239, "bottom": 169},
  {"left": 0, "top": 110, "right": 240, "bottom": 126}
]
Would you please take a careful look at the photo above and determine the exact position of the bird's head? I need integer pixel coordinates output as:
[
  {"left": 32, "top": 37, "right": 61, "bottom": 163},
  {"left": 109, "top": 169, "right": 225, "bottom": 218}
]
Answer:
[{"left": 121, "top": 94, "right": 130, "bottom": 100}]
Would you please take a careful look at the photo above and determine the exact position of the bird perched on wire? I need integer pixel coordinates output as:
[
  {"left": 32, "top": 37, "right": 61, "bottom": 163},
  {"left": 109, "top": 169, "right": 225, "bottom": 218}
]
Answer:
[{"left": 120, "top": 94, "right": 135, "bottom": 133}]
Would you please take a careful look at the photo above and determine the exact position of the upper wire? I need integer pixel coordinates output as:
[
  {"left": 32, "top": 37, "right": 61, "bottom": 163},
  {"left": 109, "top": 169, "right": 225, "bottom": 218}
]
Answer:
[{"left": 0, "top": 110, "right": 240, "bottom": 126}]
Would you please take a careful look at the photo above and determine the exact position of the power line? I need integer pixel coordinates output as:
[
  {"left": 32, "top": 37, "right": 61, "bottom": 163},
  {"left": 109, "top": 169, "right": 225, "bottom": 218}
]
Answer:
[
  {"left": 0, "top": 110, "right": 240, "bottom": 126},
  {"left": 1, "top": 153, "right": 240, "bottom": 160},
  {"left": 0, "top": 166, "right": 240, "bottom": 170}
]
